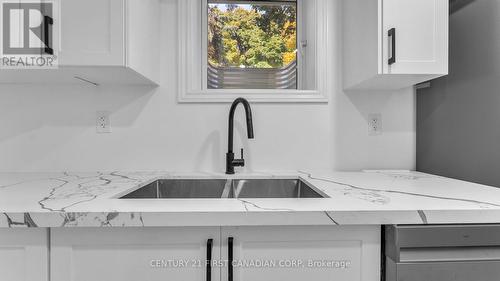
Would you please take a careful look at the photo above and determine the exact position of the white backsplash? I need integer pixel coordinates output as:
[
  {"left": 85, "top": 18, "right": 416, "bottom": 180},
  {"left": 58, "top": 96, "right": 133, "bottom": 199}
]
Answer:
[{"left": 0, "top": 0, "right": 415, "bottom": 172}]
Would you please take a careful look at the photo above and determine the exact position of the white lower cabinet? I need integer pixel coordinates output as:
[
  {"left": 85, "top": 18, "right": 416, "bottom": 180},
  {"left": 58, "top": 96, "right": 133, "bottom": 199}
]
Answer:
[
  {"left": 221, "top": 226, "right": 380, "bottom": 281},
  {"left": 51, "top": 226, "right": 380, "bottom": 281},
  {"left": 0, "top": 228, "right": 48, "bottom": 281},
  {"left": 50, "top": 227, "right": 221, "bottom": 281}
]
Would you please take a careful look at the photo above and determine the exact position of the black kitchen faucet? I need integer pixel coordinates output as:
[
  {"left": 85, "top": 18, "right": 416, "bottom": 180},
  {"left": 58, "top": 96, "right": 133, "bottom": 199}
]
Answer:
[{"left": 226, "top": 98, "right": 254, "bottom": 174}]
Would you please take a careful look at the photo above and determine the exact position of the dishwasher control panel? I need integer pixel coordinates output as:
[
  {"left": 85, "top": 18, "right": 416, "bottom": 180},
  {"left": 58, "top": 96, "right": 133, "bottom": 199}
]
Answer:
[{"left": 384, "top": 225, "right": 500, "bottom": 281}]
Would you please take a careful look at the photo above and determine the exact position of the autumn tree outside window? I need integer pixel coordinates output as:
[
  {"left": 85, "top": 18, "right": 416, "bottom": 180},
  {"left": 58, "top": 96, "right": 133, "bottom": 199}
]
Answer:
[{"left": 207, "top": 0, "right": 299, "bottom": 89}]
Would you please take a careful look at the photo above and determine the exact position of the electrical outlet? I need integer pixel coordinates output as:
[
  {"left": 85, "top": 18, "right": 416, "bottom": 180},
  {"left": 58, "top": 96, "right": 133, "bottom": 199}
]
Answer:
[
  {"left": 368, "top": 113, "right": 382, "bottom": 136},
  {"left": 96, "top": 111, "right": 111, "bottom": 133}
]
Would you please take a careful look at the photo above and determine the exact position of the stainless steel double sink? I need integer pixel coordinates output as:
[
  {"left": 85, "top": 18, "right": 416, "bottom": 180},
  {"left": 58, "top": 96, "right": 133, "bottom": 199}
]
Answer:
[{"left": 120, "top": 178, "right": 327, "bottom": 199}]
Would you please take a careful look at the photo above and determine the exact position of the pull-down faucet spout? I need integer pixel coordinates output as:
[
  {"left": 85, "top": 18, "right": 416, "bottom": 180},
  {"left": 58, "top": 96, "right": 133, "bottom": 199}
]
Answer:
[{"left": 226, "top": 98, "right": 254, "bottom": 174}]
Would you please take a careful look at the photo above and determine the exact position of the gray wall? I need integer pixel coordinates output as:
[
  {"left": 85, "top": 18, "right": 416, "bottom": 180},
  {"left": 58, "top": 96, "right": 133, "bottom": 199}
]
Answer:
[{"left": 417, "top": 0, "right": 500, "bottom": 187}]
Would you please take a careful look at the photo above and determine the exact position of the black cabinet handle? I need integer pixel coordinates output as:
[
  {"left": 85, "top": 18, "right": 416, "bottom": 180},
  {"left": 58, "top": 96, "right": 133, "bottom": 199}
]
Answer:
[
  {"left": 43, "top": 16, "right": 54, "bottom": 55},
  {"left": 207, "top": 239, "right": 213, "bottom": 281},
  {"left": 228, "top": 237, "right": 234, "bottom": 281},
  {"left": 388, "top": 28, "right": 396, "bottom": 65}
]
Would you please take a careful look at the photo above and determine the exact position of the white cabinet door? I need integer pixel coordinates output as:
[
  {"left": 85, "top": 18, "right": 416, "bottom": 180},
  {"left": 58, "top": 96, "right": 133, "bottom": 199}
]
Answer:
[
  {"left": 221, "top": 226, "right": 380, "bottom": 281},
  {"left": 58, "top": 0, "right": 125, "bottom": 66},
  {"left": 51, "top": 227, "right": 220, "bottom": 281},
  {"left": 382, "top": 0, "right": 448, "bottom": 74},
  {"left": 0, "top": 228, "right": 48, "bottom": 281}
]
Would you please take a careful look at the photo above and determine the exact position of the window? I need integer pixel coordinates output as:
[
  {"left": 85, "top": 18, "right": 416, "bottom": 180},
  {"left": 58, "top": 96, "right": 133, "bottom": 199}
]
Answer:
[
  {"left": 207, "top": 1, "right": 298, "bottom": 89},
  {"left": 178, "top": 0, "right": 330, "bottom": 102}
]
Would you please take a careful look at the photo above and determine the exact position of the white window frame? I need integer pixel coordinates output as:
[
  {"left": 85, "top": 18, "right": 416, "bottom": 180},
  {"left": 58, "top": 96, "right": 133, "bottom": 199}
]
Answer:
[{"left": 178, "top": 0, "right": 330, "bottom": 103}]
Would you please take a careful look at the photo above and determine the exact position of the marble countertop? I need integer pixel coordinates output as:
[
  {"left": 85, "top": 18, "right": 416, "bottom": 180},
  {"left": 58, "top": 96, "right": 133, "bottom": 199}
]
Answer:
[{"left": 1, "top": 170, "right": 500, "bottom": 227}]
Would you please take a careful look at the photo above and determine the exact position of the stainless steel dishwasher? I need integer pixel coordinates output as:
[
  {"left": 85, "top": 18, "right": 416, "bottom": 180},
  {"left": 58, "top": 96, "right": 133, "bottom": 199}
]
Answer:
[{"left": 384, "top": 225, "right": 500, "bottom": 281}]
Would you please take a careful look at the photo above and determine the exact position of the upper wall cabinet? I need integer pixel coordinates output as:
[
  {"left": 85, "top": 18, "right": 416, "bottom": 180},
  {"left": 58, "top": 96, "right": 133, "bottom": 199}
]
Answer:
[
  {"left": 343, "top": 0, "right": 448, "bottom": 90},
  {"left": 58, "top": 0, "right": 126, "bottom": 67},
  {"left": 0, "top": 0, "right": 160, "bottom": 86}
]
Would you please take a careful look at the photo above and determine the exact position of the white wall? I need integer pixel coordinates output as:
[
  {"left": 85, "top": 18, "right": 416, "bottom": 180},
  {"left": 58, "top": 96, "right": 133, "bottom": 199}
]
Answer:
[{"left": 0, "top": 0, "right": 415, "bottom": 173}]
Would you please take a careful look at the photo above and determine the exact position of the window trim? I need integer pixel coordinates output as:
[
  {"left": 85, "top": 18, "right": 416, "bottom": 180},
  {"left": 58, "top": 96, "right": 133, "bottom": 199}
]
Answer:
[{"left": 177, "top": 0, "right": 330, "bottom": 103}]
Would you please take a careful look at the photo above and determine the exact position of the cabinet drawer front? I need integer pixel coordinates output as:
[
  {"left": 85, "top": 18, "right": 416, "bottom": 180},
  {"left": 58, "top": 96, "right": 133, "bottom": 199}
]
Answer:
[{"left": 394, "top": 261, "right": 500, "bottom": 281}]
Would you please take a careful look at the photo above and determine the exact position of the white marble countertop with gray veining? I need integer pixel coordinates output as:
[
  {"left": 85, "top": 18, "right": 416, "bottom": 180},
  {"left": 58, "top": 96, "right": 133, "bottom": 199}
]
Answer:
[{"left": 1, "top": 170, "right": 500, "bottom": 227}]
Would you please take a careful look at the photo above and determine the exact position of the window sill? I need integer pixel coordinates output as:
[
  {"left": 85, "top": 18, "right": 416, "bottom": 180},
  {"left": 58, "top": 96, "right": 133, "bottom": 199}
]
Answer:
[{"left": 178, "top": 90, "right": 329, "bottom": 103}]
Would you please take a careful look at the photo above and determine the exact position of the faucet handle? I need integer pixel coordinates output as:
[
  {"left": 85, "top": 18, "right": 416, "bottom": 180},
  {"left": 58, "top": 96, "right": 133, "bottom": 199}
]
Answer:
[{"left": 231, "top": 149, "right": 245, "bottom": 168}]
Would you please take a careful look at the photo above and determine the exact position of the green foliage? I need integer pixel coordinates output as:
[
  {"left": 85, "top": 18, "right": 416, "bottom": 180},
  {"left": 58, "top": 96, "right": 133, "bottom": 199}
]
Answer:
[{"left": 208, "top": 3, "right": 297, "bottom": 68}]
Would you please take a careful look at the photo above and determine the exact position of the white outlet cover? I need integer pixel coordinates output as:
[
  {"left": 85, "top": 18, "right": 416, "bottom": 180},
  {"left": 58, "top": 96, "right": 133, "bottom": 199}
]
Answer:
[
  {"left": 96, "top": 111, "right": 111, "bottom": 133},
  {"left": 368, "top": 113, "right": 382, "bottom": 136}
]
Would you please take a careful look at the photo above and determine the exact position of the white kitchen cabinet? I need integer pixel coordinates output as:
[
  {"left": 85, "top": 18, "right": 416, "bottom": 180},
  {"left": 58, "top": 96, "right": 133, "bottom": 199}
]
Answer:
[
  {"left": 221, "top": 226, "right": 380, "bottom": 281},
  {"left": 50, "top": 226, "right": 380, "bottom": 281},
  {"left": 51, "top": 227, "right": 220, "bottom": 281},
  {"left": 58, "top": 0, "right": 125, "bottom": 66},
  {"left": 0, "top": 0, "right": 160, "bottom": 85},
  {"left": 0, "top": 228, "right": 48, "bottom": 281},
  {"left": 343, "top": 0, "right": 448, "bottom": 90}
]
